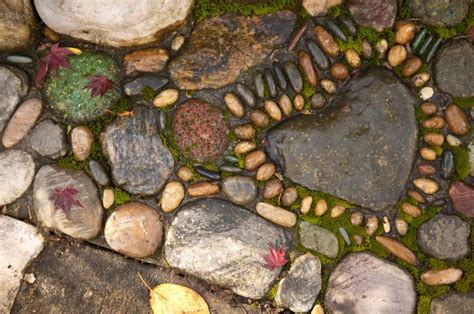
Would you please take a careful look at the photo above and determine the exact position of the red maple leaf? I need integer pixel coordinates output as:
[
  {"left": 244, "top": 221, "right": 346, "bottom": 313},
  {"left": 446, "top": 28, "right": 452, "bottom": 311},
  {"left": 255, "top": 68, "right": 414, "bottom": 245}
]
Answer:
[
  {"left": 35, "top": 43, "right": 73, "bottom": 87},
  {"left": 49, "top": 186, "right": 84, "bottom": 220},
  {"left": 85, "top": 75, "right": 114, "bottom": 97},
  {"left": 262, "top": 245, "right": 288, "bottom": 270}
]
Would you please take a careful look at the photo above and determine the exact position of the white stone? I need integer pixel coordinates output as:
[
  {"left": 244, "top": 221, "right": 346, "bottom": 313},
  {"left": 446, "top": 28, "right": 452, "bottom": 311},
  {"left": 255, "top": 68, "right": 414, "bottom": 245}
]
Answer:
[
  {"left": 0, "top": 215, "right": 44, "bottom": 312},
  {"left": 303, "top": 0, "right": 343, "bottom": 16},
  {"left": 34, "top": 0, "right": 193, "bottom": 47},
  {"left": 420, "top": 87, "right": 434, "bottom": 100},
  {"left": 446, "top": 134, "right": 462, "bottom": 147},
  {"left": 0, "top": 150, "right": 35, "bottom": 206}
]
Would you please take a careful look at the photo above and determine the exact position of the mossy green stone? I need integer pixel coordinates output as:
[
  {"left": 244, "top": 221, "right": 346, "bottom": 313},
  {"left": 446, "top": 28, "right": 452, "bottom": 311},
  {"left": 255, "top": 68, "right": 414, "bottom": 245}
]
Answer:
[{"left": 44, "top": 51, "right": 120, "bottom": 123}]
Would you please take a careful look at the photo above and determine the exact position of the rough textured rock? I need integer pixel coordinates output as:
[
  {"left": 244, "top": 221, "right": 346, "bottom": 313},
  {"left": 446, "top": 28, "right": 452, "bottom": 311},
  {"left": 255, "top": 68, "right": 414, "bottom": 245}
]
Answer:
[
  {"left": 299, "top": 221, "right": 339, "bottom": 258},
  {"left": 2, "top": 98, "right": 42, "bottom": 148},
  {"left": 12, "top": 239, "right": 256, "bottom": 313},
  {"left": 29, "top": 119, "right": 67, "bottom": 159},
  {"left": 347, "top": 0, "right": 397, "bottom": 31},
  {"left": 449, "top": 182, "right": 474, "bottom": 218},
  {"left": 325, "top": 252, "right": 416, "bottom": 313},
  {"left": 0, "top": 66, "right": 28, "bottom": 131},
  {"left": 434, "top": 40, "right": 474, "bottom": 98},
  {"left": 0, "top": 215, "right": 43, "bottom": 313},
  {"left": 33, "top": 165, "right": 103, "bottom": 240},
  {"left": 266, "top": 67, "right": 418, "bottom": 211},
  {"left": 104, "top": 202, "right": 163, "bottom": 258},
  {"left": 222, "top": 176, "right": 257, "bottom": 205},
  {"left": 0, "top": 0, "right": 36, "bottom": 51},
  {"left": 101, "top": 106, "right": 174, "bottom": 195},
  {"left": 303, "top": 0, "right": 342, "bottom": 16},
  {"left": 34, "top": 0, "right": 193, "bottom": 47},
  {"left": 275, "top": 253, "right": 322, "bottom": 312},
  {"left": 165, "top": 198, "right": 290, "bottom": 299},
  {"left": 0, "top": 150, "right": 35, "bottom": 206},
  {"left": 169, "top": 11, "right": 296, "bottom": 90},
  {"left": 409, "top": 0, "right": 470, "bottom": 27},
  {"left": 417, "top": 214, "right": 470, "bottom": 261},
  {"left": 173, "top": 100, "right": 228, "bottom": 162},
  {"left": 430, "top": 292, "right": 474, "bottom": 314}
]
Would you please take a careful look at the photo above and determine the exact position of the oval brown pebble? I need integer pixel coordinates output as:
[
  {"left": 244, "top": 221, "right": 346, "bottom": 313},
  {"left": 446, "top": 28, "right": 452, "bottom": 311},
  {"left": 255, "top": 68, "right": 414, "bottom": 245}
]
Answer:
[
  {"left": 250, "top": 110, "right": 269, "bottom": 128},
  {"left": 388, "top": 45, "right": 407, "bottom": 67},
  {"left": 263, "top": 178, "right": 283, "bottom": 199},
  {"left": 330, "top": 205, "right": 345, "bottom": 218},
  {"left": 331, "top": 63, "right": 349, "bottom": 80},
  {"left": 300, "top": 196, "right": 313, "bottom": 214},
  {"left": 293, "top": 94, "right": 305, "bottom": 111},
  {"left": 314, "top": 25, "right": 340, "bottom": 57},
  {"left": 350, "top": 211, "right": 364, "bottom": 226},
  {"left": 366, "top": 215, "right": 379, "bottom": 236},
  {"left": 445, "top": 104, "right": 469, "bottom": 135},
  {"left": 234, "top": 124, "right": 255, "bottom": 140},
  {"left": 421, "top": 268, "right": 463, "bottom": 286},
  {"left": 408, "top": 190, "right": 425, "bottom": 203},
  {"left": 224, "top": 92, "right": 245, "bottom": 118},
  {"left": 423, "top": 133, "right": 444, "bottom": 146},
  {"left": 395, "top": 21, "right": 416, "bottom": 45},
  {"left": 256, "top": 163, "right": 276, "bottom": 181},
  {"left": 187, "top": 182, "right": 220, "bottom": 197},
  {"left": 401, "top": 57, "right": 422, "bottom": 77},
  {"left": 244, "top": 150, "right": 266, "bottom": 171},
  {"left": 315, "top": 199, "right": 328, "bottom": 216},
  {"left": 234, "top": 141, "right": 256, "bottom": 155},
  {"left": 412, "top": 72, "right": 430, "bottom": 87},
  {"left": 402, "top": 203, "right": 422, "bottom": 217},
  {"left": 264, "top": 100, "right": 282, "bottom": 121},
  {"left": 71, "top": 126, "right": 93, "bottom": 161},
  {"left": 298, "top": 50, "right": 317, "bottom": 87},
  {"left": 176, "top": 166, "right": 193, "bottom": 181},
  {"left": 422, "top": 116, "right": 445, "bottom": 129},
  {"left": 281, "top": 187, "right": 298, "bottom": 207},
  {"left": 256, "top": 202, "right": 297, "bottom": 228},
  {"left": 375, "top": 235, "right": 418, "bottom": 265},
  {"left": 420, "top": 147, "right": 437, "bottom": 161},
  {"left": 362, "top": 39, "right": 372, "bottom": 58},
  {"left": 278, "top": 95, "right": 293, "bottom": 116},
  {"left": 418, "top": 163, "right": 437, "bottom": 176},
  {"left": 321, "top": 79, "right": 336, "bottom": 94},
  {"left": 345, "top": 49, "right": 361, "bottom": 68},
  {"left": 420, "top": 102, "right": 438, "bottom": 115},
  {"left": 413, "top": 178, "right": 439, "bottom": 194}
]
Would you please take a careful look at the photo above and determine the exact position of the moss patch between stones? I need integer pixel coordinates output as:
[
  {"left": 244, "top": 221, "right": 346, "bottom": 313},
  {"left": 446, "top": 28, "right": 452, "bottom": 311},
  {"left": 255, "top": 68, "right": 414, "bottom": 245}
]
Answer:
[
  {"left": 449, "top": 146, "right": 471, "bottom": 180},
  {"left": 113, "top": 188, "right": 131, "bottom": 206}
]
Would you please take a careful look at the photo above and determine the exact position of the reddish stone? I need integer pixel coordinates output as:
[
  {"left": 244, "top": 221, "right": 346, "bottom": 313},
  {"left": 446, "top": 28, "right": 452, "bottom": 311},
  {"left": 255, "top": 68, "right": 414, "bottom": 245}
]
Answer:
[
  {"left": 449, "top": 182, "right": 474, "bottom": 218},
  {"left": 173, "top": 99, "right": 228, "bottom": 162}
]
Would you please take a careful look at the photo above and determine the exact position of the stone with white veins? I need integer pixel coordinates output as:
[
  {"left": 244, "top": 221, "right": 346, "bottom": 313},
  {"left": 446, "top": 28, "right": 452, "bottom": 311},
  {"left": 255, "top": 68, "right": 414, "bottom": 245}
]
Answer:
[
  {"left": 0, "top": 66, "right": 28, "bottom": 132},
  {"left": 325, "top": 252, "right": 416, "bottom": 313},
  {"left": 0, "top": 215, "right": 44, "bottom": 313},
  {"left": 33, "top": 165, "right": 103, "bottom": 240},
  {"left": 276, "top": 253, "right": 322, "bottom": 312},
  {"left": 165, "top": 198, "right": 290, "bottom": 299},
  {"left": 0, "top": 150, "right": 35, "bottom": 206}
]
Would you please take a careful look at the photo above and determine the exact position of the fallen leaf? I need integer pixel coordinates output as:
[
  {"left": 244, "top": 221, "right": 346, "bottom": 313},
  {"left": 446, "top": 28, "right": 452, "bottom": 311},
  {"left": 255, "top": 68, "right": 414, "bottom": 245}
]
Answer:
[
  {"left": 49, "top": 186, "right": 84, "bottom": 220},
  {"left": 375, "top": 235, "right": 418, "bottom": 266},
  {"left": 262, "top": 245, "right": 288, "bottom": 270},
  {"left": 34, "top": 43, "right": 73, "bottom": 86},
  {"left": 150, "top": 283, "right": 209, "bottom": 314},
  {"left": 85, "top": 75, "right": 114, "bottom": 97}
]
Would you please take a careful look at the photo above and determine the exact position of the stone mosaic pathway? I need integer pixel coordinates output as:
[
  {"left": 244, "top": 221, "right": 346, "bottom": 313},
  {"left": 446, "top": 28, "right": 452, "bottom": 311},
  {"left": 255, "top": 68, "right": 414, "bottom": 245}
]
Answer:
[{"left": 0, "top": 0, "right": 473, "bottom": 313}]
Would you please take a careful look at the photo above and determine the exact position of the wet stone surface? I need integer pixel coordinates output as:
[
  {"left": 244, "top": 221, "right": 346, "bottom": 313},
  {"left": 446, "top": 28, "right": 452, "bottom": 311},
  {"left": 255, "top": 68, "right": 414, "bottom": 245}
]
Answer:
[{"left": 266, "top": 67, "right": 418, "bottom": 211}]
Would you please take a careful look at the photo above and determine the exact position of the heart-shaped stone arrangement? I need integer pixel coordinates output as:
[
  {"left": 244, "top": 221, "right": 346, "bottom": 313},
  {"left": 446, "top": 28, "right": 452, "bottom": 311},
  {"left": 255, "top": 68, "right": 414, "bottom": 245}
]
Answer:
[{"left": 266, "top": 67, "right": 418, "bottom": 211}]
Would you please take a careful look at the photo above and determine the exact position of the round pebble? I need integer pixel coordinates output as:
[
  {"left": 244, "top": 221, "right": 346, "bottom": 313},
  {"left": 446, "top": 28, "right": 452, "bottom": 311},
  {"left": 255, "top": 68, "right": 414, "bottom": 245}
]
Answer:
[
  {"left": 293, "top": 95, "right": 304, "bottom": 110},
  {"left": 366, "top": 215, "right": 378, "bottom": 236},
  {"left": 445, "top": 104, "right": 469, "bottom": 135},
  {"left": 153, "top": 89, "right": 179, "bottom": 108},
  {"left": 395, "top": 218, "right": 408, "bottom": 236},
  {"left": 422, "top": 116, "right": 445, "bottom": 129},
  {"left": 402, "top": 57, "right": 422, "bottom": 77},
  {"left": 278, "top": 95, "right": 292, "bottom": 116},
  {"left": 177, "top": 166, "right": 193, "bottom": 181},
  {"left": 350, "top": 211, "right": 364, "bottom": 226},
  {"left": 234, "top": 141, "right": 256, "bottom": 155},
  {"left": 420, "top": 147, "right": 437, "bottom": 161},
  {"left": 420, "top": 87, "right": 434, "bottom": 100},
  {"left": 300, "top": 196, "right": 313, "bottom": 214},
  {"left": 281, "top": 187, "right": 298, "bottom": 207},
  {"left": 256, "top": 163, "right": 276, "bottom": 181},
  {"left": 264, "top": 100, "right": 282, "bottom": 121},
  {"left": 395, "top": 22, "right": 416, "bottom": 45},
  {"left": 250, "top": 110, "right": 269, "bottom": 128},
  {"left": 234, "top": 124, "right": 255, "bottom": 140},
  {"left": 420, "top": 102, "right": 438, "bottom": 115},
  {"left": 423, "top": 133, "right": 444, "bottom": 146},
  {"left": 413, "top": 178, "right": 439, "bottom": 194},
  {"left": 315, "top": 199, "right": 328, "bottom": 216},
  {"left": 331, "top": 63, "right": 349, "bottom": 80},
  {"left": 412, "top": 72, "right": 430, "bottom": 87},
  {"left": 402, "top": 203, "right": 422, "bottom": 217},
  {"left": 321, "top": 79, "right": 336, "bottom": 94},
  {"left": 311, "top": 93, "right": 326, "bottom": 109},
  {"left": 345, "top": 49, "right": 361, "bottom": 68},
  {"left": 71, "top": 126, "right": 93, "bottom": 161},
  {"left": 160, "top": 181, "right": 185, "bottom": 212},
  {"left": 244, "top": 150, "right": 266, "bottom": 171},
  {"left": 171, "top": 35, "right": 185, "bottom": 51},
  {"left": 418, "top": 163, "right": 437, "bottom": 176},
  {"left": 446, "top": 134, "right": 462, "bottom": 147},
  {"left": 388, "top": 45, "right": 407, "bottom": 67},
  {"left": 224, "top": 92, "right": 245, "bottom": 118},
  {"left": 408, "top": 190, "right": 425, "bottom": 203},
  {"left": 102, "top": 188, "right": 114, "bottom": 209},
  {"left": 330, "top": 205, "right": 345, "bottom": 218},
  {"left": 263, "top": 178, "right": 283, "bottom": 199}
]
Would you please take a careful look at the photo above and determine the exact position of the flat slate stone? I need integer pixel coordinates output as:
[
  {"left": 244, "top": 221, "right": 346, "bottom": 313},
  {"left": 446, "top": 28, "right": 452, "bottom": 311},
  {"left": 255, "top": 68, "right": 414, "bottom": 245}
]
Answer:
[
  {"left": 164, "top": 198, "right": 291, "bottom": 299},
  {"left": 169, "top": 11, "right": 296, "bottom": 90},
  {"left": 325, "top": 252, "right": 417, "bottom": 313},
  {"left": 266, "top": 67, "right": 418, "bottom": 211},
  {"left": 434, "top": 40, "right": 474, "bottom": 98},
  {"left": 0, "top": 215, "right": 44, "bottom": 313},
  {"left": 430, "top": 292, "right": 474, "bottom": 314},
  {"left": 12, "top": 239, "right": 255, "bottom": 313},
  {"left": 0, "top": 66, "right": 28, "bottom": 131},
  {"left": 417, "top": 214, "right": 471, "bottom": 261},
  {"left": 29, "top": 119, "right": 67, "bottom": 159},
  {"left": 409, "top": 0, "right": 470, "bottom": 27},
  {"left": 299, "top": 221, "right": 339, "bottom": 258},
  {"left": 101, "top": 106, "right": 174, "bottom": 195}
]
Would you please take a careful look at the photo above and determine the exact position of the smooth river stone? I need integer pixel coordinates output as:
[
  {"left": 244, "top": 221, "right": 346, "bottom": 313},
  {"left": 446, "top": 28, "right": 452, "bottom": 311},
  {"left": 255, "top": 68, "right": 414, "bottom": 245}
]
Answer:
[
  {"left": 2, "top": 98, "right": 42, "bottom": 148},
  {"left": 164, "top": 198, "right": 290, "bottom": 299},
  {"left": 266, "top": 67, "right": 418, "bottom": 211},
  {"left": 0, "top": 150, "right": 35, "bottom": 206},
  {"left": 325, "top": 252, "right": 416, "bottom": 313},
  {"left": 101, "top": 106, "right": 174, "bottom": 195},
  {"left": 0, "top": 66, "right": 28, "bottom": 132}
]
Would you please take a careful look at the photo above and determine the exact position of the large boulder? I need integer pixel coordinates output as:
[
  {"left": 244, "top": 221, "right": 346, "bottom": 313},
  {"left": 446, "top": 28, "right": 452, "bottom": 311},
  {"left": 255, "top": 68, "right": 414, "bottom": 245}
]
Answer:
[
  {"left": 165, "top": 198, "right": 291, "bottom": 299},
  {"left": 434, "top": 40, "right": 474, "bottom": 98},
  {"left": 34, "top": 0, "right": 193, "bottom": 47},
  {"left": 101, "top": 106, "right": 174, "bottom": 195},
  {"left": 0, "top": 0, "right": 36, "bottom": 51},
  {"left": 266, "top": 67, "right": 418, "bottom": 211},
  {"left": 325, "top": 252, "right": 417, "bottom": 313},
  {"left": 0, "top": 66, "right": 28, "bottom": 132},
  {"left": 409, "top": 0, "right": 470, "bottom": 27},
  {"left": 169, "top": 11, "right": 296, "bottom": 90}
]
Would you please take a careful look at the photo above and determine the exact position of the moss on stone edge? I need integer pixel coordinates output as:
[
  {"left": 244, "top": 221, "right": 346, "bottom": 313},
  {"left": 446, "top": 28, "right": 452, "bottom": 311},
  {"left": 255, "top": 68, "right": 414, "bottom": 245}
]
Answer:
[
  {"left": 193, "top": 0, "right": 299, "bottom": 22},
  {"left": 450, "top": 146, "right": 471, "bottom": 180},
  {"left": 44, "top": 51, "right": 121, "bottom": 123},
  {"left": 431, "top": 3, "right": 474, "bottom": 39},
  {"left": 454, "top": 97, "right": 474, "bottom": 110},
  {"left": 113, "top": 187, "right": 131, "bottom": 206}
]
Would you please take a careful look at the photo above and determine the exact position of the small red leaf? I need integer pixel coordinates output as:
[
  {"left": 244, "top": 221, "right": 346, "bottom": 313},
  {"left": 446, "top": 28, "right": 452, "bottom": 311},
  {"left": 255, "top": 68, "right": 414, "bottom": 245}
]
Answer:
[
  {"left": 49, "top": 186, "right": 84, "bottom": 220},
  {"left": 262, "top": 245, "right": 288, "bottom": 270},
  {"left": 34, "top": 61, "right": 49, "bottom": 87},
  {"left": 85, "top": 75, "right": 114, "bottom": 97},
  {"left": 34, "top": 43, "right": 73, "bottom": 86}
]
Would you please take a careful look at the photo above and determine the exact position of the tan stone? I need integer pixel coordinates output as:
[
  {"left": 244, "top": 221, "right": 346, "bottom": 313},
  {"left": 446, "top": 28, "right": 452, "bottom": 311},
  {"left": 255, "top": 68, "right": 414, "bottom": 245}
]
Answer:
[
  {"left": 256, "top": 202, "right": 297, "bottom": 228},
  {"left": 71, "top": 126, "right": 93, "bottom": 161},
  {"left": 375, "top": 235, "right": 418, "bottom": 265},
  {"left": 2, "top": 98, "right": 42, "bottom": 148},
  {"left": 160, "top": 181, "right": 184, "bottom": 213},
  {"left": 187, "top": 182, "right": 220, "bottom": 197},
  {"left": 421, "top": 268, "right": 463, "bottom": 286},
  {"left": 124, "top": 48, "right": 169, "bottom": 75}
]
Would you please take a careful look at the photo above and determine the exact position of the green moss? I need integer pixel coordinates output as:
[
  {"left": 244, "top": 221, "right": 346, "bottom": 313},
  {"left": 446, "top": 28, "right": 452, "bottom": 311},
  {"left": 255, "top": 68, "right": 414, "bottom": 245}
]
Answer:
[
  {"left": 453, "top": 97, "right": 474, "bottom": 110},
  {"left": 142, "top": 86, "right": 157, "bottom": 102},
  {"left": 227, "top": 129, "right": 238, "bottom": 142},
  {"left": 193, "top": 0, "right": 299, "bottom": 22},
  {"left": 415, "top": 106, "right": 426, "bottom": 125},
  {"left": 450, "top": 146, "right": 471, "bottom": 180},
  {"left": 200, "top": 162, "right": 219, "bottom": 172},
  {"left": 266, "top": 281, "right": 280, "bottom": 301},
  {"left": 57, "top": 156, "right": 87, "bottom": 170},
  {"left": 301, "top": 80, "right": 315, "bottom": 100},
  {"left": 431, "top": 145, "right": 443, "bottom": 156},
  {"left": 113, "top": 188, "right": 131, "bottom": 206},
  {"left": 430, "top": 3, "right": 474, "bottom": 39},
  {"left": 159, "top": 132, "right": 181, "bottom": 162},
  {"left": 44, "top": 51, "right": 121, "bottom": 123},
  {"left": 296, "top": 185, "right": 352, "bottom": 209},
  {"left": 337, "top": 36, "right": 363, "bottom": 54},
  {"left": 397, "top": 0, "right": 411, "bottom": 19},
  {"left": 327, "top": 5, "right": 348, "bottom": 18}
]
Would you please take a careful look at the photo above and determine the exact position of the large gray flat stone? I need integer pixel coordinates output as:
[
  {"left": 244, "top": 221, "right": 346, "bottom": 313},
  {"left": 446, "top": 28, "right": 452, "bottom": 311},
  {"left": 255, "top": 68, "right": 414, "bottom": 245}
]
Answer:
[{"left": 266, "top": 67, "right": 418, "bottom": 211}]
